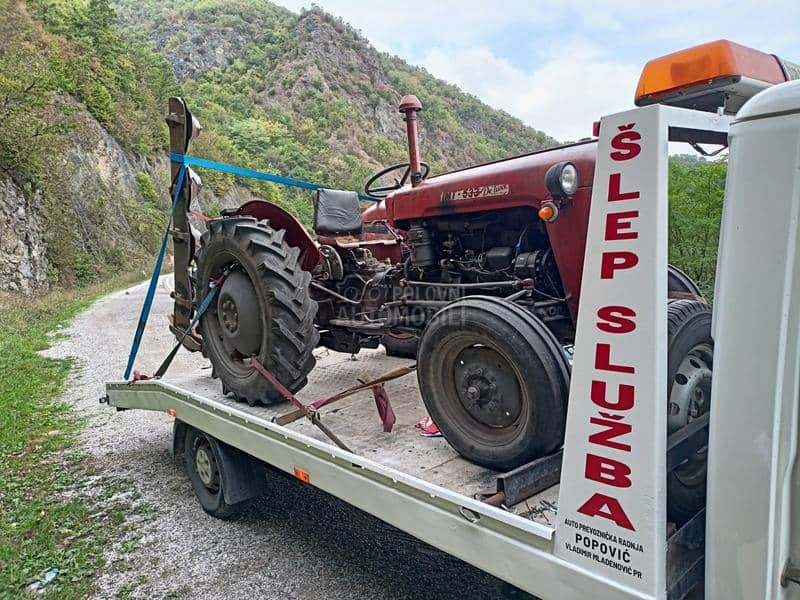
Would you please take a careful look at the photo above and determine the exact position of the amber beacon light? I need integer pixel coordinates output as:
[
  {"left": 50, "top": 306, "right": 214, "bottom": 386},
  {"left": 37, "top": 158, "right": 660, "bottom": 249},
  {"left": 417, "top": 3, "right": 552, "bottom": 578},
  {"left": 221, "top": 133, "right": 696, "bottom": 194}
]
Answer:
[{"left": 635, "top": 40, "right": 799, "bottom": 114}]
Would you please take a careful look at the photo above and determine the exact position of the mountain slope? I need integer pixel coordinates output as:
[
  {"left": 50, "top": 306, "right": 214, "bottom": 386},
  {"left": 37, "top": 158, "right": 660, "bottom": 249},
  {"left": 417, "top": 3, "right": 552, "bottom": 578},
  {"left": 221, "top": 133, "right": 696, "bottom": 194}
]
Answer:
[
  {"left": 1, "top": 0, "right": 558, "bottom": 293},
  {"left": 0, "top": 0, "right": 176, "bottom": 291},
  {"left": 113, "top": 1, "right": 556, "bottom": 206}
]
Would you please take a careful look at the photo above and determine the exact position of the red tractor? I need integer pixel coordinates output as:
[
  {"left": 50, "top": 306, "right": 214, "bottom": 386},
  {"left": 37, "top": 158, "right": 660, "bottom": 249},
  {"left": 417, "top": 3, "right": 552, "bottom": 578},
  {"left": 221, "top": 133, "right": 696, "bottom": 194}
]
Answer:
[{"left": 165, "top": 40, "right": 795, "bottom": 523}]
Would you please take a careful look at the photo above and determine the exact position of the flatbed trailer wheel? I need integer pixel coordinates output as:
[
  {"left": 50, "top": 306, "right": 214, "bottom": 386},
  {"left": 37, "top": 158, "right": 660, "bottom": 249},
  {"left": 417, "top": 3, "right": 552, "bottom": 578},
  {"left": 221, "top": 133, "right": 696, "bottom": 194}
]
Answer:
[
  {"left": 183, "top": 425, "right": 266, "bottom": 519},
  {"left": 666, "top": 299, "right": 713, "bottom": 525},
  {"left": 196, "top": 216, "right": 319, "bottom": 405},
  {"left": 417, "top": 296, "right": 570, "bottom": 471},
  {"left": 185, "top": 427, "right": 239, "bottom": 519}
]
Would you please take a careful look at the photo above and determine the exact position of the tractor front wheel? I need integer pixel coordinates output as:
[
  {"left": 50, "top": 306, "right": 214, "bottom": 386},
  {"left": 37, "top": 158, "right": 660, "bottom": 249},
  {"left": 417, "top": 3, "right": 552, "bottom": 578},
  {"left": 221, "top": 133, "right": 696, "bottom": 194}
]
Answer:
[
  {"left": 417, "top": 296, "right": 570, "bottom": 471},
  {"left": 196, "top": 216, "right": 319, "bottom": 405}
]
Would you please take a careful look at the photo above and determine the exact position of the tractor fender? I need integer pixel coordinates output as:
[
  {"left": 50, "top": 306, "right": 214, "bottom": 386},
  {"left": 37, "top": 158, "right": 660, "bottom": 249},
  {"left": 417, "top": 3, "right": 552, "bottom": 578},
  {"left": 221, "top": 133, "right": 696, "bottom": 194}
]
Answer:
[{"left": 234, "top": 200, "right": 321, "bottom": 271}]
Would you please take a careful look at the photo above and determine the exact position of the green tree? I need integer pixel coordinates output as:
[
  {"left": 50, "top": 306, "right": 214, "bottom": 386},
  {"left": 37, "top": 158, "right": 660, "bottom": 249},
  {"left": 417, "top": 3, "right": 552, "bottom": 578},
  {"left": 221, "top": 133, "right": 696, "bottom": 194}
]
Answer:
[
  {"left": 89, "top": 0, "right": 113, "bottom": 28},
  {"left": 668, "top": 158, "right": 728, "bottom": 299},
  {"left": 0, "top": 31, "right": 69, "bottom": 185}
]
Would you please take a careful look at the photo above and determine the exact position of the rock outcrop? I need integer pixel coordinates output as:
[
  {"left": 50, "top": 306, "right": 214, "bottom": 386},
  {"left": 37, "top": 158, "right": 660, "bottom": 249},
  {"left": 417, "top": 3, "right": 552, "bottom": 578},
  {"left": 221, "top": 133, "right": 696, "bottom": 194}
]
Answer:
[
  {"left": 0, "top": 178, "right": 49, "bottom": 293},
  {"left": 0, "top": 97, "right": 170, "bottom": 293}
]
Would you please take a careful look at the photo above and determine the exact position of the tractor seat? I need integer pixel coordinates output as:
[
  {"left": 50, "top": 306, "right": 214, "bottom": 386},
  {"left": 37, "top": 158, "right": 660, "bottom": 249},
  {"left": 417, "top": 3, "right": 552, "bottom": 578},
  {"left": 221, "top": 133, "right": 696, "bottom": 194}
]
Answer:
[{"left": 313, "top": 189, "right": 362, "bottom": 236}]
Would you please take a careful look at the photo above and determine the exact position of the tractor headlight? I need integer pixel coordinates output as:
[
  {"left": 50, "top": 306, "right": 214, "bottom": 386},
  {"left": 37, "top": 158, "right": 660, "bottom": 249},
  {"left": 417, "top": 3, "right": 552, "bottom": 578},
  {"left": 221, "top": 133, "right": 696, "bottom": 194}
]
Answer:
[
  {"left": 544, "top": 161, "right": 579, "bottom": 198},
  {"left": 559, "top": 163, "right": 578, "bottom": 195}
]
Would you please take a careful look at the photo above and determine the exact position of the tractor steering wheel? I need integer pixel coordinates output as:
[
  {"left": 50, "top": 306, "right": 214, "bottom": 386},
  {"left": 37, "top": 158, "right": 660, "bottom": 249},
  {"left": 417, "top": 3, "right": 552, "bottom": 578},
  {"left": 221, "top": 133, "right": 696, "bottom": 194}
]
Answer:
[{"left": 364, "top": 162, "right": 430, "bottom": 199}]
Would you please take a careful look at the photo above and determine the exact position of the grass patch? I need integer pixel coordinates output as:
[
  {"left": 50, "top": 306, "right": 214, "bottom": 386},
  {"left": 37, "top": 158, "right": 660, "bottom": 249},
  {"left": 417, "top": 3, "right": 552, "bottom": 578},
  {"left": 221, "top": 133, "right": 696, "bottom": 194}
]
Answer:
[{"left": 0, "top": 271, "right": 149, "bottom": 598}]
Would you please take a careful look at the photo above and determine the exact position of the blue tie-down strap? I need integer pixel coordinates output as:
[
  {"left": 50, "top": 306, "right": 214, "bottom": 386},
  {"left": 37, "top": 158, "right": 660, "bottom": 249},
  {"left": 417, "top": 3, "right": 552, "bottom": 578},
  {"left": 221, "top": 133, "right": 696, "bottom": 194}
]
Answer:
[
  {"left": 170, "top": 153, "right": 377, "bottom": 202},
  {"left": 153, "top": 276, "right": 223, "bottom": 379},
  {"left": 123, "top": 163, "right": 187, "bottom": 380},
  {"left": 123, "top": 153, "right": 373, "bottom": 379}
]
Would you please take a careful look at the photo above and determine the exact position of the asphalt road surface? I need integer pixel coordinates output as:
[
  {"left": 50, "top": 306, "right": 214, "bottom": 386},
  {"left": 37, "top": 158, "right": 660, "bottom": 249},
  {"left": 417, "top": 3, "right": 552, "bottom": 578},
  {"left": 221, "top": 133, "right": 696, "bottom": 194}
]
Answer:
[{"left": 45, "top": 278, "right": 534, "bottom": 599}]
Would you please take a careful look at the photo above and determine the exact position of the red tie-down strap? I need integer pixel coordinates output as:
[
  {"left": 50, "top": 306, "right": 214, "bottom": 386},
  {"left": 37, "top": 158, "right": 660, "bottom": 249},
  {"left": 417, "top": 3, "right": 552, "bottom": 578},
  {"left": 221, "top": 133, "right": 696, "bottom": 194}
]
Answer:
[
  {"left": 371, "top": 383, "right": 396, "bottom": 433},
  {"left": 128, "top": 370, "right": 153, "bottom": 384},
  {"left": 189, "top": 209, "right": 213, "bottom": 222},
  {"left": 269, "top": 362, "right": 415, "bottom": 435}
]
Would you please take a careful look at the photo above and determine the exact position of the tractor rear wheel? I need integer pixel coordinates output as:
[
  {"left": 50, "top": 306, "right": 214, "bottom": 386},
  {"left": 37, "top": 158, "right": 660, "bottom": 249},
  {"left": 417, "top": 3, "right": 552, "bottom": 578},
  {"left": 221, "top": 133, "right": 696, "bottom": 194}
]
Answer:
[
  {"left": 666, "top": 299, "right": 713, "bottom": 525},
  {"left": 196, "top": 216, "right": 319, "bottom": 405},
  {"left": 417, "top": 296, "right": 570, "bottom": 471}
]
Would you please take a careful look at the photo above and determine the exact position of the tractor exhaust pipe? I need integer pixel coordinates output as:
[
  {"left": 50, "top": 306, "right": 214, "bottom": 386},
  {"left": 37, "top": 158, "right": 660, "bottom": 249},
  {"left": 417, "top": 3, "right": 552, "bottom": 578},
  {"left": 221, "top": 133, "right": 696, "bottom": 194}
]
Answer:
[{"left": 399, "top": 95, "right": 423, "bottom": 186}]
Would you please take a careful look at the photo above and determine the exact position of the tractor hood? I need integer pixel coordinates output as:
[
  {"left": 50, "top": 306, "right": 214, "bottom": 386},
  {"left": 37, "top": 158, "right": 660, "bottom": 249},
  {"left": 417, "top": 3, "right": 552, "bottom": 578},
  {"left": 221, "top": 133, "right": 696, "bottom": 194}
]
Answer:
[{"left": 387, "top": 140, "right": 598, "bottom": 225}]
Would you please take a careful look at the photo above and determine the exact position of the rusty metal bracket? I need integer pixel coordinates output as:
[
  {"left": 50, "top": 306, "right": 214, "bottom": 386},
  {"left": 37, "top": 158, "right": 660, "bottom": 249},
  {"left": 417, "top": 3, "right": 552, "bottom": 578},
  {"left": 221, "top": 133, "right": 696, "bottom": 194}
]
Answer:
[
  {"left": 667, "top": 412, "right": 709, "bottom": 471},
  {"left": 275, "top": 364, "right": 416, "bottom": 426},
  {"left": 165, "top": 113, "right": 186, "bottom": 126},
  {"left": 166, "top": 97, "right": 195, "bottom": 340},
  {"left": 168, "top": 321, "right": 202, "bottom": 352},
  {"left": 482, "top": 450, "right": 563, "bottom": 509},
  {"left": 170, "top": 228, "right": 190, "bottom": 242},
  {"left": 170, "top": 292, "right": 193, "bottom": 310}
]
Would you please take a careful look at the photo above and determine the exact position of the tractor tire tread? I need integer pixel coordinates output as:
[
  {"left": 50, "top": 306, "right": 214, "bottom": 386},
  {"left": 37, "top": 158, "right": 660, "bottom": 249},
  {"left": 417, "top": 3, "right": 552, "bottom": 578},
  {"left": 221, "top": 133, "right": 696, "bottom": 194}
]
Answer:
[{"left": 197, "top": 216, "right": 319, "bottom": 404}]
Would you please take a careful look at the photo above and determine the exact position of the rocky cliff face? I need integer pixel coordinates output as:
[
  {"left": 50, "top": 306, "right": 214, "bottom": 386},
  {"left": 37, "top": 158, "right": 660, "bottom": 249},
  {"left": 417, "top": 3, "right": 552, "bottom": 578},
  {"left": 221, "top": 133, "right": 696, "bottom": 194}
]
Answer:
[
  {"left": 54, "top": 99, "right": 163, "bottom": 261},
  {"left": 150, "top": 22, "right": 250, "bottom": 81},
  {"left": 0, "top": 0, "right": 176, "bottom": 294},
  {"left": 0, "top": 179, "right": 48, "bottom": 293},
  {"left": 0, "top": 98, "right": 169, "bottom": 293},
  {"left": 277, "top": 12, "right": 399, "bottom": 131},
  {"left": 114, "top": 1, "right": 556, "bottom": 179},
  {"left": 2, "top": 0, "right": 558, "bottom": 294}
]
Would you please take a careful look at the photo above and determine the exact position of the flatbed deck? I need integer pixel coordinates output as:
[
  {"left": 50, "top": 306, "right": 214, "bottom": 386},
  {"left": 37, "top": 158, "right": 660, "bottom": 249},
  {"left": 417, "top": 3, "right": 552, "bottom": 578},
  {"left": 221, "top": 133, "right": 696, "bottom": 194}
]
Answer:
[
  {"left": 106, "top": 346, "right": 639, "bottom": 600},
  {"left": 123, "top": 347, "right": 559, "bottom": 526}
]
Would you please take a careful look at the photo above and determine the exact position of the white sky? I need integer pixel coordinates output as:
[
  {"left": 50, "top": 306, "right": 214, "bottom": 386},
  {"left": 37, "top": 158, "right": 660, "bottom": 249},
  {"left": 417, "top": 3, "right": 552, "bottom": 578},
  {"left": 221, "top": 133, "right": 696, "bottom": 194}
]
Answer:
[{"left": 274, "top": 1, "right": 800, "bottom": 141}]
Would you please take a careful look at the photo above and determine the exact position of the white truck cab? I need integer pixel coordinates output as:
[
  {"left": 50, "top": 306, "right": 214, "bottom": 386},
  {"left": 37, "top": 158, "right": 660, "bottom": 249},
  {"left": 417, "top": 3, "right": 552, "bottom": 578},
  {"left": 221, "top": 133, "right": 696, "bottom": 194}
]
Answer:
[{"left": 707, "top": 78, "right": 800, "bottom": 600}]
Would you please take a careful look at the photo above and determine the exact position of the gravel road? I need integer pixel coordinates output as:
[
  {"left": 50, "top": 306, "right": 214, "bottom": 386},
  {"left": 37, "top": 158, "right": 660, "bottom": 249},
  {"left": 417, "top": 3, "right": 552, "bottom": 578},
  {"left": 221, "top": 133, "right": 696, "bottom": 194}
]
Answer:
[{"left": 44, "top": 278, "right": 532, "bottom": 599}]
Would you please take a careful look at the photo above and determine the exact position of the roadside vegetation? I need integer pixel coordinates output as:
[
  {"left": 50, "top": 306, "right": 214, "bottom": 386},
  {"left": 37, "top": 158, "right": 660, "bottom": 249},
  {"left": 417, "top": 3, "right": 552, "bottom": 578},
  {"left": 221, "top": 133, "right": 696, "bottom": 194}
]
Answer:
[
  {"left": 0, "top": 272, "right": 148, "bottom": 598},
  {"left": 668, "top": 156, "right": 727, "bottom": 299},
  {"left": 0, "top": 0, "right": 177, "bottom": 288},
  {"left": 1, "top": 0, "right": 559, "bottom": 293}
]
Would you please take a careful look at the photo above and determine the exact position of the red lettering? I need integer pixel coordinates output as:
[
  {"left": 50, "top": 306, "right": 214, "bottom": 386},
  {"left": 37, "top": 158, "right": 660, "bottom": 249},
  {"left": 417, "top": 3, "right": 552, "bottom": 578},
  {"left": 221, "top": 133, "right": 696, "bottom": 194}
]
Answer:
[
  {"left": 600, "top": 251, "right": 638, "bottom": 279},
  {"left": 610, "top": 126, "right": 642, "bottom": 161},
  {"left": 605, "top": 210, "right": 639, "bottom": 241},
  {"left": 596, "top": 306, "right": 636, "bottom": 334},
  {"left": 589, "top": 417, "right": 632, "bottom": 452},
  {"left": 595, "top": 343, "right": 635, "bottom": 374},
  {"left": 608, "top": 173, "right": 640, "bottom": 202},
  {"left": 585, "top": 453, "right": 632, "bottom": 487},
  {"left": 577, "top": 493, "right": 636, "bottom": 531},
  {"left": 591, "top": 380, "right": 635, "bottom": 410}
]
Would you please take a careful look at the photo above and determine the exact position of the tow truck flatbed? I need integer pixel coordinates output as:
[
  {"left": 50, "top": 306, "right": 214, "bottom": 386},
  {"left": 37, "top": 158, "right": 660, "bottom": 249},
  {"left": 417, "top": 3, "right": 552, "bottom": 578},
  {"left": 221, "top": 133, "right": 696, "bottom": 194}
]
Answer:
[
  {"left": 110, "top": 347, "right": 559, "bottom": 521},
  {"left": 106, "top": 348, "right": 609, "bottom": 597}
]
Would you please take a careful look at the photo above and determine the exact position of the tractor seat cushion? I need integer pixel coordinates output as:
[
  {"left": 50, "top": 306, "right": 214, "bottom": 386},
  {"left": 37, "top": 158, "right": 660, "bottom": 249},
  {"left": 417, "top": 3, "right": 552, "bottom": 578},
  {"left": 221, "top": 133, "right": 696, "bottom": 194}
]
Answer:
[{"left": 313, "top": 188, "right": 363, "bottom": 235}]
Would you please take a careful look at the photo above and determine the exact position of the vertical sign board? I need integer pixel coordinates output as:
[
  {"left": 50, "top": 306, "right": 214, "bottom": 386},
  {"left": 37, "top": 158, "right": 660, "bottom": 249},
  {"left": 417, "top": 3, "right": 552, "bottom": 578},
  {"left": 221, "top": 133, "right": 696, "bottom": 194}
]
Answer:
[{"left": 555, "top": 105, "right": 667, "bottom": 599}]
